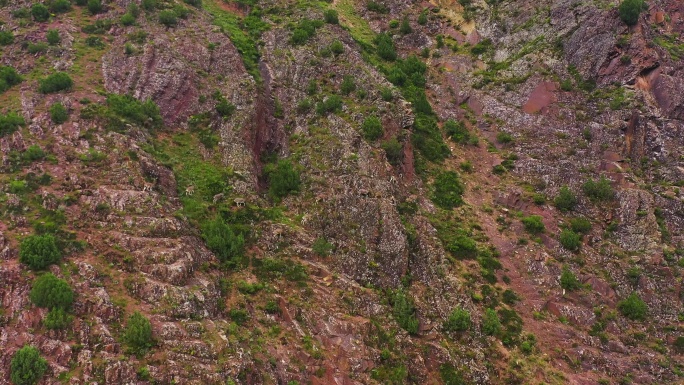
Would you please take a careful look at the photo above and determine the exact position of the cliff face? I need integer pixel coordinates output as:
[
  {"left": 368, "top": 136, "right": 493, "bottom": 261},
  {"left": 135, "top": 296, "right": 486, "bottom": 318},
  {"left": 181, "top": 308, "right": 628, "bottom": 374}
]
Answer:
[{"left": 0, "top": 0, "right": 683, "bottom": 384}]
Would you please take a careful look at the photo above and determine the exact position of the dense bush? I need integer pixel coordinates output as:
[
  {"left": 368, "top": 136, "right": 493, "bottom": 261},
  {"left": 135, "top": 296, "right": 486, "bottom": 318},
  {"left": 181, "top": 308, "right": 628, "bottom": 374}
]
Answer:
[
  {"left": 159, "top": 10, "right": 177, "bottom": 26},
  {"left": 399, "top": 17, "right": 412, "bottom": 34},
  {"left": 329, "top": 39, "right": 344, "bottom": 55},
  {"left": 361, "top": 116, "right": 383, "bottom": 141},
  {"left": 619, "top": 0, "right": 644, "bottom": 26},
  {"left": 39, "top": 72, "right": 73, "bottom": 93},
  {"left": 482, "top": 308, "right": 501, "bottom": 336},
  {"left": 30, "top": 273, "right": 74, "bottom": 310},
  {"left": 46, "top": 29, "right": 61, "bottom": 45},
  {"left": 312, "top": 237, "right": 333, "bottom": 256},
  {"left": 19, "top": 234, "right": 61, "bottom": 270},
  {"left": 554, "top": 186, "right": 577, "bottom": 212},
  {"left": 183, "top": 0, "right": 202, "bottom": 7},
  {"left": 44, "top": 308, "right": 73, "bottom": 330},
  {"left": 559, "top": 229, "right": 581, "bottom": 251},
  {"left": 432, "top": 171, "right": 464, "bottom": 209},
  {"left": 617, "top": 292, "right": 647, "bottom": 321},
  {"left": 49, "top": 102, "right": 69, "bottom": 124},
  {"left": 583, "top": 176, "right": 614, "bottom": 202},
  {"left": 49, "top": 0, "right": 72, "bottom": 13},
  {"left": 142, "top": 0, "right": 157, "bottom": 11},
  {"left": 569, "top": 217, "right": 591, "bottom": 234},
  {"left": 266, "top": 159, "right": 301, "bottom": 199},
  {"left": 417, "top": 11, "right": 428, "bottom": 25},
  {"left": 0, "top": 31, "right": 14, "bottom": 45},
  {"left": 367, "top": 1, "right": 389, "bottom": 13},
  {"left": 290, "top": 18, "right": 323, "bottom": 45},
  {"left": 123, "top": 312, "right": 153, "bottom": 355},
  {"left": 381, "top": 137, "right": 403, "bottom": 166},
  {"left": 324, "top": 9, "right": 338, "bottom": 24},
  {"left": 0, "top": 65, "right": 22, "bottom": 93},
  {"left": 215, "top": 94, "right": 235, "bottom": 117},
  {"left": 103, "top": 94, "right": 162, "bottom": 130},
  {"left": 31, "top": 4, "right": 50, "bottom": 22},
  {"left": 521, "top": 215, "right": 544, "bottom": 234},
  {"left": 121, "top": 12, "right": 136, "bottom": 26},
  {"left": 340, "top": 75, "right": 356, "bottom": 95},
  {"left": 87, "top": 0, "right": 103, "bottom": 14},
  {"left": 443, "top": 307, "right": 471, "bottom": 332},
  {"left": 393, "top": 290, "right": 419, "bottom": 335},
  {"left": 444, "top": 119, "right": 471, "bottom": 144},
  {"left": 10, "top": 346, "right": 48, "bottom": 385},
  {"left": 560, "top": 267, "right": 581, "bottom": 291},
  {"left": 316, "top": 95, "right": 343, "bottom": 115},
  {"left": 375, "top": 33, "right": 396, "bottom": 61},
  {"left": 23, "top": 145, "right": 45, "bottom": 161},
  {"left": 444, "top": 234, "right": 477, "bottom": 259},
  {"left": 202, "top": 217, "right": 245, "bottom": 264}
]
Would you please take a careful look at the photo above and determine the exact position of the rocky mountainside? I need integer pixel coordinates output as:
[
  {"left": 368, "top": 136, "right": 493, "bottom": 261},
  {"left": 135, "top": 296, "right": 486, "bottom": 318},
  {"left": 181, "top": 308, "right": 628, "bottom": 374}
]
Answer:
[{"left": 0, "top": 0, "right": 683, "bottom": 384}]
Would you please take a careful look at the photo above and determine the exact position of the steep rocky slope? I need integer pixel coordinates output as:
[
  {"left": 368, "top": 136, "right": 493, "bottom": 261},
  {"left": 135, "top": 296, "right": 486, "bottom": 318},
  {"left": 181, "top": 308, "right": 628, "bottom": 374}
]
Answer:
[{"left": 0, "top": 0, "right": 683, "bottom": 384}]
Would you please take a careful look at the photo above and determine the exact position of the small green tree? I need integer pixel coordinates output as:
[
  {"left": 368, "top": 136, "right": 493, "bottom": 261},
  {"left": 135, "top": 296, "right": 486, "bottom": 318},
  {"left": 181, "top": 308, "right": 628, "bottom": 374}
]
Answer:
[
  {"left": 432, "top": 171, "right": 465, "bottom": 209},
  {"left": 329, "top": 40, "right": 344, "bottom": 55},
  {"left": 619, "top": 0, "right": 644, "bottom": 26},
  {"left": 399, "top": 17, "right": 412, "bottom": 34},
  {"left": 30, "top": 273, "right": 74, "bottom": 310},
  {"left": 31, "top": 4, "right": 50, "bottom": 22},
  {"left": 482, "top": 308, "right": 501, "bottom": 336},
  {"left": 266, "top": 159, "right": 301, "bottom": 200},
  {"left": 583, "top": 176, "right": 615, "bottom": 202},
  {"left": 49, "top": 102, "right": 69, "bottom": 124},
  {"left": 361, "top": 116, "right": 383, "bottom": 141},
  {"left": 340, "top": 75, "right": 356, "bottom": 95},
  {"left": 444, "top": 119, "right": 470, "bottom": 144},
  {"left": 312, "top": 237, "right": 333, "bottom": 256},
  {"left": 521, "top": 215, "right": 545, "bottom": 234},
  {"left": 202, "top": 217, "right": 245, "bottom": 264},
  {"left": 375, "top": 33, "right": 397, "bottom": 61},
  {"left": 443, "top": 307, "right": 471, "bottom": 332},
  {"left": 46, "top": 30, "right": 61, "bottom": 45},
  {"left": 10, "top": 345, "right": 48, "bottom": 385},
  {"left": 560, "top": 267, "right": 581, "bottom": 291},
  {"left": 617, "top": 292, "right": 647, "bottom": 321},
  {"left": 324, "top": 9, "right": 338, "bottom": 24},
  {"left": 87, "top": 0, "right": 103, "bottom": 14},
  {"left": 44, "top": 308, "right": 73, "bottom": 330},
  {"left": 123, "top": 311, "right": 153, "bottom": 356},
  {"left": 39, "top": 72, "right": 73, "bottom": 94},
  {"left": 0, "top": 31, "right": 14, "bottom": 45},
  {"left": 559, "top": 229, "right": 581, "bottom": 251},
  {"left": 19, "top": 234, "right": 62, "bottom": 270},
  {"left": 417, "top": 11, "right": 428, "bottom": 25},
  {"left": 554, "top": 186, "right": 577, "bottom": 212},
  {"left": 49, "top": 0, "right": 72, "bottom": 13},
  {"left": 393, "top": 290, "right": 419, "bottom": 335},
  {"left": 159, "top": 10, "right": 177, "bottom": 27},
  {"left": 569, "top": 217, "right": 591, "bottom": 234}
]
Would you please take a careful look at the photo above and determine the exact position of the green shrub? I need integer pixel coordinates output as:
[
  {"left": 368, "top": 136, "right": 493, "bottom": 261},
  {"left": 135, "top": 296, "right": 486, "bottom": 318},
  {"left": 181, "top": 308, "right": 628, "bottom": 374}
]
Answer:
[
  {"left": 46, "top": 30, "right": 61, "bottom": 45},
  {"left": 159, "top": 10, "right": 177, "bottom": 26},
  {"left": 554, "top": 186, "right": 577, "bottom": 212},
  {"left": 440, "top": 364, "right": 465, "bottom": 385},
  {"left": 375, "top": 33, "right": 396, "bottom": 61},
  {"left": 443, "top": 307, "right": 471, "bottom": 332},
  {"left": 674, "top": 336, "right": 684, "bottom": 353},
  {"left": 380, "top": 87, "right": 393, "bottom": 101},
  {"left": 340, "top": 75, "right": 356, "bottom": 95},
  {"left": 123, "top": 312, "right": 153, "bottom": 355},
  {"left": 290, "top": 18, "right": 323, "bottom": 45},
  {"left": 27, "top": 42, "right": 48, "bottom": 54},
  {"left": 266, "top": 159, "right": 301, "bottom": 199},
  {"left": 496, "top": 131, "right": 513, "bottom": 143},
  {"left": 183, "top": 0, "right": 202, "bottom": 7},
  {"left": 216, "top": 99, "right": 235, "bottom": 117},
  {"left": 0, "top": 31, "right": 14, "bottom": 45},
  {"left": 324, "top": 9, "right": 338, "bottom": 24},
  {"left": 502, "top": 289, "right": 519, "bottom": 305},
  {"left": 617, "top": 292, "right": 647, "bottom": 321},
  {"left": 87, "top": 0, "right": 103, "bottom": 14},
  {"left": 399, "top": 17, "right": 412, "bottom": 34},
  {"left": 569, "top": 217, "right": 591, "bottom": 234},
  {"left": 43, "top": 308, "right": 73, "bottom": 329},
  {"left": 49, "top": 0, "right": 72, "bottom": 13},
  {"left": 583, "top": 176, "right": 615, "bottom": 202},
  {"left": 367, "top": 1, "right": 389, "bottom": 13},
  {"left": 31, "top": 4, "right": 50, "bottom": 22},
  {"left": 482, "top": 308, "right": 501, "bottom": 336},
  {"left": 74, "top": 0, "right": 87, "bottom": 4},
  {"left": 312, "top": 237, "right": 333, "bottom": 256},
  {"left": 98, "top": 94, "right": 162, "bottom": 130},
  {"left": 85, "top": 36, "right": 104, "bottom": 48},
  {"left": 229, "top": 308, "right": 249, "bottom": 325},
  {"left": 39, "top": 72, "right": 73, "bottom": 94},
  {"left": 23, "top": 145, "right": 45, "bottom": 161},
  {"left": 316, "top": 95, "right": 343, "bottom": 115},
  {"left": 619, "top": 0, "right": 644, "bottom": 26},
  {"left": 329, "top": 39, "right": 344, "bottom": 55},
  {"left": 361, "top": 116, "right": 383, "bottom": 141},
  {"left": 432, "top": 171, "right": 464, "bottom": 209},
  {"left": 121, "top": 12, "right": 136, "bottom": 26},
  {"left": 10, "top": 345, "right": 48, "bottom": 385},
  {"left": 444, "top": 234, "right": 477, "bottom": 259},
  {"left": 393, "top": 290, "right": 419, "bottom": 335},
  {"left": 202, "top": 217, "right": 245, "bottom": 264},
  {"left": 418, "top": 11, "right": 428, "bottom": 25},
  {"left": 521, "top": 215, "right": 545, "bottom": 234},
  {"left": 560, "top": 267, "right": 581, "bottom": 291},
  {"left": 0, "top": 65, "right": 22, "bottom": 93},
  {"left": 381, "top": 138, "right": 403, "bottom": 166},
  {"left": 49, "top": 103, "right": 69, "bottom": 124},
  {"left": 19, "top": 234, "right": 61, "bottom": 270},
  {"left": 142, "top": 0, "right": 158, "bottom": 11},
  {"left": 30, "top": 273, "right": 74, "bottom": 310},
  {"left": 444, "top": 119, "right": 470, "bottom": 144},
  {"left": 559, "top": 229, "right": 581, "bottom": 251}
]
